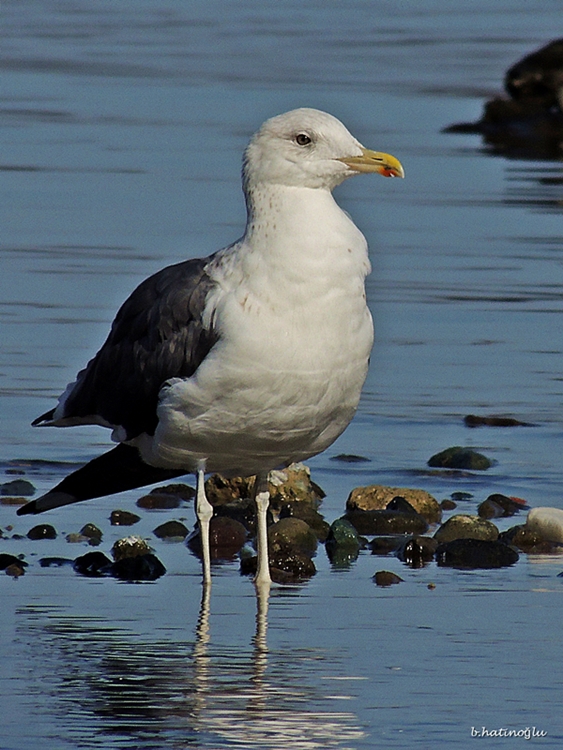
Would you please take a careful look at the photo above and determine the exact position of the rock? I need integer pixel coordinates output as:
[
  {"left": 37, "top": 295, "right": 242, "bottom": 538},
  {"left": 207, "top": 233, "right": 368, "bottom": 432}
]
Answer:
[
  {"left": 205, "top": 474, "right": 254, "bottom": 505},
  {"left": 345, "top": 509, "right": 428, "bottom": 536},
  {"left": 240, "top": 551, "right": 316, "bottom": 582},
  {"left": 428, "top": 447, "right": 493, "bottom": 471},
  {"left": 267, "top": 463, "right": 325, "bottom": 510},
  {"left": 112, "top": 553, "right": 166, "bottom": 581},
  {"left": 346, "top": 485, "right": 441, "bottom": 523},
  {"left": 136, "top": 493, "right": 182, "bottom": 510},
  {"left": 369, "top": 535, "right": 405, "bottom": 555},
  {"left": 150, "top": 483, "right": 195, "bottom": 501},
  {"left": 373, "top": 570, "right": 403, "bottom": 587},
  {"left": 27, "top": 524, "right": 57, "bottom": 540},
  {"left": 6, "top": 563, "right": 25, "bottom": 577},
  {"left": 73, "top": 551, "right": 113, "bottom": 577},
  {"left": 500, "top": 524, "right": 563, "bottom": 554},
  {"left": 451, "top": 491, "right": 473, "bottom": 502},
  {"left": 112, "top": 536, "right": 152, "bottom": 561},
  {"left": 65, "top": 532, "right": 90, "bottom": 544},
  {"left": 478, "top": 494, "right": 524, "bottom": 519},
  {"left": 505, "top": 38, "right": 563, "bottom": 107},
  {"left": 330, "top": 453, "right": 370, "bottom": 463},
  {"left": 396, "top": 536, "right": 438, "bottom": 567},
  {"left": 153, "top": 520, "right": 190, "bottom": 541},
  {"left": 110, "top": 509, "right": 141, "bottom": 526},
  {"left": 325, "top": 518, "right": 361, "bottom": 567},
  {"left": 436, "top": 539, "right": 519, "bottom": 569},
  {"left": 464, "top": 414, "right": 532, "bottom": 428},
  {"left": 278, "top": 502, "right": 330, "bottom": 541},
  {"left": 441, "top": 499, "right": 457, "bottom": 511},
  {"left": 0, "top": 479, "right": 35, "bottom": 496},
  {"left": 187, "top": 517, "right": 248, "bottom": 559},
  {"left": 213, "top": 498, "right": 264, "bottom": 534},
  {"left": 0, "top": 553, "right": 28, "bottom": 570},
  {"left": 433, "top": 514, "right": 499, "bottom": 543},
  {"left": 526, "top": 507, "right": 563, "bottom": 543},
  {"left": 80, "top": 523, "right": 103, "bottom": 542},
  {"left": 267, "top": 517, "right": 318, "bottom": 557}
]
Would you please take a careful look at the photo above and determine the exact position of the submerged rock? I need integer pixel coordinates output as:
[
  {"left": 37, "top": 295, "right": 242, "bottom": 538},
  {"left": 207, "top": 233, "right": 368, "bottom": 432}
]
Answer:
[
  {"left": 500, "top": 524, "right": 563, "bottom": 554},
  {"left": 436, "top": 539, "right": 519, "bottom": 569},
  {"left": 464, "top": 414, "right": 532, "bottom": 428},
  {"left": 1, "top": 479, "right": 35, "bottom": 496},
  {"left": 347, "top": 484, "right": 441, "bottom": 523},
  {"left": 428, "top": 447, "right": 493, "bottom": 471},
  {"left": 373, "top": 570, "right": 403, "bottom": 587},
  {"left": 330, "top": 453, "right": 370, "bottom": 463},
  {"left": 434, "top": 514, "right": 499, "bottom": 543},
  {"left": 325, "top": 518, "right": 362, "bottom": 567},
  {"left": 39, "top": 557, "right": 74, "bottom": 568}
]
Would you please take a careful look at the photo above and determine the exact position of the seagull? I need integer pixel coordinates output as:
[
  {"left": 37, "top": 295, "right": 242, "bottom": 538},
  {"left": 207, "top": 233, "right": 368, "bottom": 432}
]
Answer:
[{"left": 18, "top": 108, "right": 404, "bottom": 586}]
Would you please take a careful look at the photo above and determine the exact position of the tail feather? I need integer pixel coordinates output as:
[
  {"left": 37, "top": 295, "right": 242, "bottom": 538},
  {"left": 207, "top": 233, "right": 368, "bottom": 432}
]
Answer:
[{"left": 17, "top": 443, "right": 187, "bottom": 515}]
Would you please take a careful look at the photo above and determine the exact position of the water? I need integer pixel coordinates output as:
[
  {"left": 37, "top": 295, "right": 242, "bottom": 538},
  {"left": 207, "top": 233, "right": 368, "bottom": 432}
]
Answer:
[{"left": 2, "top": 2, "right": 563, "bottom": 748}]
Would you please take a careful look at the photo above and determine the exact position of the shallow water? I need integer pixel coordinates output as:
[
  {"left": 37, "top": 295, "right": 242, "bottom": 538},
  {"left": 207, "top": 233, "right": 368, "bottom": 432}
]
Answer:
[{"left": 2, "top": 2, "right": 563, "bottom": 748}]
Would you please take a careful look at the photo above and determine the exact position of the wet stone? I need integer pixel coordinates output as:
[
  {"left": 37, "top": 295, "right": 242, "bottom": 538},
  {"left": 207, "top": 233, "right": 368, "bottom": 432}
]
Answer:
[
  {"left": 436, "top": 539, "right": 519, "bottom": 569},
  {"left": 65, "top": 532, "right": 90, "bottom": 544},
  {"left": 213, "top": 498, "right": 263, "bottom": 534},
  {"left": 73, "top": 551, "right": 113, "bottom": 577},
  {"left": 500, "top": 524, "right": 563, "bottom": 554},
  {"left": 451, "top": 492, "right": 473, "bottom": 502},
  {"left": 6, "top": 563, "right": 25, "bottom": 577},
  {"left": 346, "top": 484, "right": 441, "bottom": 523},
  {"left": 428, "top": 447, "right": 493, "bottom": 471},
  {"left": 268, "top": 517, "right": 318, "bottom": 557},
  {"left": 0, "top": 496, "right": 28, "bottom": 507},
  {"left": 0, "top": 553, "right": 28, "bottom": 570},
  {"left": 434, "top": 514, "right": 499, "bottom": 543},
  {"left": 80, "top": 523, "right": 103, "bottom": 542},
  {"left": 369, "top": 535, "right": 405, "bottom": 556},
  {"left": 136, "top": 493, "right": 182, "bottom": 510},
  {"left": 326, "top": 518, "right": 361, "bottom": 549},
  {"left": 150, "top": 483, "right": 195, "bottom": 501},
  {"left": 464, "top": 414, "right": 532, "bottom": 428},
  {"left": 240, "top": 551, "right": 316, "bottom": 582},
  {"left": 345, "top": 509, "right": 428, "bottom": 536},
  {"left": 110, "top": 509, "right": 141, "bottom": 526},
  {"left": 267, "top": 463, "right": 326, "bottom": 510},
  {"left": 112, "top": 553, "right": 166, "bottom": 581},
  {"left": 112, "top": 536, "right": 152, "bottom": 561},
  {"left": 1, "top": 479, "right": 35, "bottom": 496},
  {"left": 373, "top": 570, "right": 404, "bottom": 587},
  {"left": 526, "top": 507, "right": 563, "bottom": 544},
  {"left": 153, "top": 520, "right": 190, "bottom": 541},
  {"left": 27, "top": 524, "right": 57, "bottom": 540},
  {"left": 397, "top": 536, "right": 438, "bottom": 567},
  {"left": 478, "top": 493, "right": 526, "bottom": 519},
  {"left": 205, "top": 474, "right": 254, "bottom": 505},
  {"left": 278, "top": 502, "right": 330, "bottom": 541},
  {"left": 188, "top": 516, "right": 248, "bottom": 560},
  {"left": 441, "top": 499, "right": 457, "bottom": 511}
]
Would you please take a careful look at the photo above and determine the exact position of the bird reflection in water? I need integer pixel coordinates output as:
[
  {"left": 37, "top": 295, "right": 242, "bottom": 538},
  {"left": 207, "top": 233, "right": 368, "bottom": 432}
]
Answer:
[{"left": 17, "top": 581, "right": 365, "bottom": 749}]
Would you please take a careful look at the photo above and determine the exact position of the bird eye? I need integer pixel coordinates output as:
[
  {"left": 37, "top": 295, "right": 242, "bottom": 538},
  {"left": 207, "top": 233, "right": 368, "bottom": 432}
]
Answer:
[{"left": 295, "top": 132, "right": 312, "bottom": 146}]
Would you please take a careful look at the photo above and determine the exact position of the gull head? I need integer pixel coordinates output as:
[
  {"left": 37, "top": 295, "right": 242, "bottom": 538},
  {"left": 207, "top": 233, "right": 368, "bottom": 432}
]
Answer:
[{"left": 243, "top": 108, "right": 404, "bottom": 192}]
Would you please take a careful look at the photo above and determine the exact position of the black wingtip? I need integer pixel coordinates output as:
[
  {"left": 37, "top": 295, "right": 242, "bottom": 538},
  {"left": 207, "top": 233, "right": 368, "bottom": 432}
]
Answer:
[
  {"left": 32, "top": 408, "right": 56, "bottom": 427},
  {"left": 17, "top": 491, "right": 79, "bottom": 515}
]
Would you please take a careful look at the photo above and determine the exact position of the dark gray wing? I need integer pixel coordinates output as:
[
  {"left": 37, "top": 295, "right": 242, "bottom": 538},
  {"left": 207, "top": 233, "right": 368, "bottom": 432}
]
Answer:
[{"left": 34, "top": 254, "right": 220, "bottom": 439}]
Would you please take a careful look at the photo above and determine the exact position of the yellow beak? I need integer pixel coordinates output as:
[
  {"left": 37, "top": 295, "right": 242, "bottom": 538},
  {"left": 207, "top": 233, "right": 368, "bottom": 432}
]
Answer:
[{"left": 338, "top": 148, "right": 404, "bottom": 178}]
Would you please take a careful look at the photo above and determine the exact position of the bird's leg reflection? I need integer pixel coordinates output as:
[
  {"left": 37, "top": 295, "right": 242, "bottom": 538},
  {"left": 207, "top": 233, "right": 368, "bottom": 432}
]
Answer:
[{"left": 251, "top": 577, "right": 270, "bottom": 706}]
